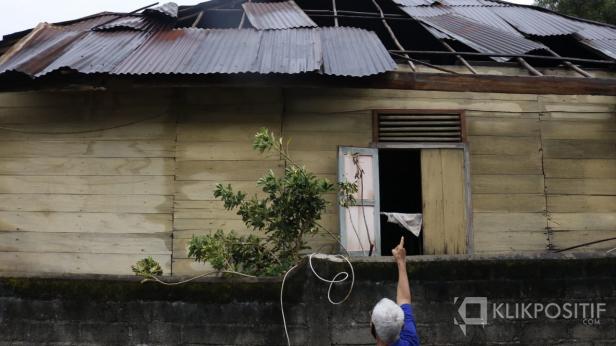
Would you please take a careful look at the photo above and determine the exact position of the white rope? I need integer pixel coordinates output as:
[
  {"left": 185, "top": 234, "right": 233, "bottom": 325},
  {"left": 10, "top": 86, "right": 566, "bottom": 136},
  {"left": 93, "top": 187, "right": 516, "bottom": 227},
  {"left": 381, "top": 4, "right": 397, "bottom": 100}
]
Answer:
[
  {"left": 281, "top": 253, "right": 355, "bottom": 346},
  {"left": 308, "top": 253, "right": 355, "bottom": 305},
  {"left": 281, "top": 263, "right": 299, "bottom": 346}
]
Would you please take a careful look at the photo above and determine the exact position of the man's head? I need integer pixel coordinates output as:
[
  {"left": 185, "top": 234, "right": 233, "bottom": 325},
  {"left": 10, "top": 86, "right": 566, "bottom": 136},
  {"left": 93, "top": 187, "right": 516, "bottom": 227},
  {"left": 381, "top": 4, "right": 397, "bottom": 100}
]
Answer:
[{"left": 370, "top": 298, "right": 404, "bottom": 345}]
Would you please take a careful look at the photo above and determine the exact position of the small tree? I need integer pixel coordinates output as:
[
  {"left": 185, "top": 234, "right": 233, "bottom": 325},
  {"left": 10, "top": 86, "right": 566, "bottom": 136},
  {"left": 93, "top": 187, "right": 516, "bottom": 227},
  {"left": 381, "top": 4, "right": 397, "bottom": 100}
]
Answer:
[
  {"left": 133, "top": 128, "right": 356, "bottom": 279},
  {"left": 535, "top": 0, "right": 616, "bottom": 25}
]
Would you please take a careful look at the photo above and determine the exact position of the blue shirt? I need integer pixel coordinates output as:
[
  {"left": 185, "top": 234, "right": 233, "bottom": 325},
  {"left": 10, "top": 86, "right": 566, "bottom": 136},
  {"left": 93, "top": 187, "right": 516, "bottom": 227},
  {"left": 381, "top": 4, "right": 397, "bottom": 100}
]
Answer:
[{"left": 391, "top": 304, "right": 420, "bottom": 346}]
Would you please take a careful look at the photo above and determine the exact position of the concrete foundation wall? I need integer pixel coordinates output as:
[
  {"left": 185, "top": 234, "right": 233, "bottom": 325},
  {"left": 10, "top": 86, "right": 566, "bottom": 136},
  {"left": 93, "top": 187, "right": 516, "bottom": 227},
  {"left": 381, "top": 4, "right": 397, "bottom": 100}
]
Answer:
[{"left": 1, "top": 255, "right": 614, "bottom": 345}]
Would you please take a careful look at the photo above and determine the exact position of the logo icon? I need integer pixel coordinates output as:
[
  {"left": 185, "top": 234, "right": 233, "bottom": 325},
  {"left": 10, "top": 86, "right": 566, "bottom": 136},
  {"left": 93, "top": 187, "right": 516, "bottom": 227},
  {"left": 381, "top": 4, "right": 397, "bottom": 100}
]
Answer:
[{"left": 454, "top": 297, "right": 488, "bottom": 335}]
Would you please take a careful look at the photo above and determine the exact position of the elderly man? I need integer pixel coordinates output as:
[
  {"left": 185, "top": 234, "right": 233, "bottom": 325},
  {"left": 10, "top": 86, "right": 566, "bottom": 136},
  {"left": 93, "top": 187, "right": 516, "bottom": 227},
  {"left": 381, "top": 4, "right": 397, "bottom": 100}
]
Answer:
[{"left": 370, "top": 237, "right": 420, "bottom": 346}]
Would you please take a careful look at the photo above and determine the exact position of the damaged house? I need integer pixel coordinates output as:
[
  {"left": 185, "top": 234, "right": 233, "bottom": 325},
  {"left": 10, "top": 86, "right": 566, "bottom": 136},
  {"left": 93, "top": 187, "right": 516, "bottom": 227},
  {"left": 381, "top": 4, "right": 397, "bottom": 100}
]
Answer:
[
  {"left": 0, "top": 1, "right": 616, "bottom": 344},
  {"left": 0, "top": 0, "right": 614, "bottom": 276}
]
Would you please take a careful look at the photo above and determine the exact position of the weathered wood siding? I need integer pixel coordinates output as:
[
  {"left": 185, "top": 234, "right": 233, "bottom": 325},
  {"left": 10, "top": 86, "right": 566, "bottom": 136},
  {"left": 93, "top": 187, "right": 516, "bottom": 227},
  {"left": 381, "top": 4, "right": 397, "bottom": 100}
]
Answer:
[
  {"left": 0, "top": 87, "right": 613, "bottom": 276},
  {"left": 172, "top": 88, "right": 284, "bottom": 275},
  {"left": 540, "top": 95, "right": 616, "bottom": 253},
  {"left": 0, "top": 90, "right": 175, "bottom": 275}
]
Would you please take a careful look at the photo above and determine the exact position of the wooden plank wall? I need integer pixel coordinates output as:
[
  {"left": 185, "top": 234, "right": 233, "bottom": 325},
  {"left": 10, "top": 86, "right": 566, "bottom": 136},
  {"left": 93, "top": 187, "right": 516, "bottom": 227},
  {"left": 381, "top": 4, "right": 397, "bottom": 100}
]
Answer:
[
  {"left": 284, "top": 89, "right": 615, "bottom": 255},
  {"left": 0, "top": 90, "right": 175, "bottom": 275},
  {"left": 466, "top": 95, "right": 548, "bottom": 254},
  {"left": 0, "top": 86, "right": 614, "bottom": 276},
  {"left": 284, "top": 88, "right": 551, "bottom": 255},
  {"left": 172, "top": 88, "right": 284, "bottom": 275},
  {"left": 539, "top": 95, "right": 616, "bottom": 252}
]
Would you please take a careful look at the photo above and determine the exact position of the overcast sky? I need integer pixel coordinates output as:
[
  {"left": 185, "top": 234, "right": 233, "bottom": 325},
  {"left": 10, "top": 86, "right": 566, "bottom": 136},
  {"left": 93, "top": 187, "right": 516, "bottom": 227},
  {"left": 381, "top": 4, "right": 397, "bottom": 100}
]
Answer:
[{"left": 0, "top": 0, "right": 535, "bottom": 38}]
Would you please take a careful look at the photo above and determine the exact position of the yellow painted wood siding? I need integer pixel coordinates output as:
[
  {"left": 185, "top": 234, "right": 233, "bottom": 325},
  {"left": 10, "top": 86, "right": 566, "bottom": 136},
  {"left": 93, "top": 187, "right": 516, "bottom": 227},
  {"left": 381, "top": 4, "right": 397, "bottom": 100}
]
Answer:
[
  {"left": 0, "top": 90, "right": 175, "bottom": 275},
  {"left": 539, "top": 95, "right": 616, "bottom": 252},
  {"left": 0, "top": 86, "right": 614, "bottom": 276}
]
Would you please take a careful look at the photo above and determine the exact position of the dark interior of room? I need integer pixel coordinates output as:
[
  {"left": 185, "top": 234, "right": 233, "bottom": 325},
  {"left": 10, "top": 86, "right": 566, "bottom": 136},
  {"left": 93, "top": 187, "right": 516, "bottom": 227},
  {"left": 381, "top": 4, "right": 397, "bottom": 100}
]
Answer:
[{"left": 378, "top": 149, "right": 423, "bottom": 256}]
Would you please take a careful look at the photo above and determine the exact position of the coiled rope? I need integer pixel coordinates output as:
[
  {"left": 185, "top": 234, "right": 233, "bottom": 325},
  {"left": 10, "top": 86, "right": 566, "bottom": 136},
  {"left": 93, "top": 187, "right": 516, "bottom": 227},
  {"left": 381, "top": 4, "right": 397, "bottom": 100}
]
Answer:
[{"left": 280, "top": 253, "right": 355, "bottom": 346}]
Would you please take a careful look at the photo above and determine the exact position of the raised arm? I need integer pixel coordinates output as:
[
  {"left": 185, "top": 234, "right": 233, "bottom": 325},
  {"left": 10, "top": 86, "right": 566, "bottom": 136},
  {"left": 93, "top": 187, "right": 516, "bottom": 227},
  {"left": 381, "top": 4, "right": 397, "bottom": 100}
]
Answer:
[{"left": 392, "top": 237, "right": 411, "bottom": 305}]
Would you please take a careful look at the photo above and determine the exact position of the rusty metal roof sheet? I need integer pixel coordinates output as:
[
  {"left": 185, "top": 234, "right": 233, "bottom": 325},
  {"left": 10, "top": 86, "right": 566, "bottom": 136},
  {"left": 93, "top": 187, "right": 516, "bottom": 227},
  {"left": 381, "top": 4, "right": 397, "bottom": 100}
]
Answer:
[
  {"left": 0, "top": 25, "right": 394, "bottom": 77},
  {"left": 0, "top": 25, "right": 84, "bottom": 76},
  {"left": 0, "top": 25, "right": 151, "bottom": 76},
  {"left": 242, "top": 1, "right": 317, "bottom": 30},
  {"left": 418, "top": 13, "right": 547, "bottom": 61},
  {"left": 115, "top": 28, "right": 322, "bottom": 74},
  {"left": 117, "top": 29, "right": 262, "bottom": 74},
  {"left": 320, "top": 27, "right": 396, "bottom": 76},
  {"left": 143, "top": 2, "right": 179, "bottom": 19},
  {"left": 492, "top": 7, "right": 582, "bottom": 36},
  {"left": 40, "top": 31, "right": 151, "bottom": 75}
]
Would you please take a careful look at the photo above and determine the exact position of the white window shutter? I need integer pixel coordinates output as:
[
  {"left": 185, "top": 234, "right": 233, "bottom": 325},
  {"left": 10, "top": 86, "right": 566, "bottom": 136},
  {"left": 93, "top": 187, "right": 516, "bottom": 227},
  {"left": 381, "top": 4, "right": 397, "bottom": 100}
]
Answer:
[{"left": 338, "top": 147, "right": 381, "bottom": 256}]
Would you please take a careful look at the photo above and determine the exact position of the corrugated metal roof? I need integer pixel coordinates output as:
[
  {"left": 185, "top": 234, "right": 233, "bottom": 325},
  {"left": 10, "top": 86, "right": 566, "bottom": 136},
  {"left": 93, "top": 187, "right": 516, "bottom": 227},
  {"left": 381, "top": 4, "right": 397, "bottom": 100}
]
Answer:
[
  {"left": 394, "top": 0, "right": 616, "bottom": 59},
  {"left": 580, "top": 39, "right": 616, "bottom": 59},
  {"left": 403, "top": 3, "right": 520, "bottom": 37},
  {"left": 0, "top": 25, "right": 82, "bottom": 75},
  {"left": 401, "top": 6, "right": 450, "bottom": 18},
  {"left": 492, "top": 7, "right": 582, "bottom": 36},
  {"left": 256, "top": 29, "right": 322, "bottom": 73},
  {"left": 418, "top": 13, "right": 547, "bottom": 61},
  {"left": 450, "top": 6, "right": 521, "bottom": 36},
  {"left": 116, "top": 28, "right": 323, "bottom": 74},
  {"left": 242, "top": 1, "right": 317, "bottom": 30},
  {"left": 391, "top": 0, "right": 434, "bottom": 6},
  {"left": 117, "top": 29, "right": 261, "bottom": 74},
  {"left": 95, "top": 16, "right": 146, "bottom": 31},
  {"left": 0, "top": 26, "right": 394, "bottom": 77},
  {"left": 394, "top": 0, "right": 506, "bottom": 6},
  {"left": 441, "top": 0, "right": 501, "bottom": 6},
  {"left": 320, "top": 27, "right": 396, "bottom": 76},
  {"left": 143, "top": 2, "right": 179, "bottom": 19},
  {"left": 40, "top": 31, "right": 151, "bottom": 76},
  {"left": 575, "top": 22, "right": 616, "bottom": 40},
  {"left": 421, "top": 23, "right": 451, "bottom": 39},
  {"left": 94, "top": 16, "right": 170, "bottom": 32}
]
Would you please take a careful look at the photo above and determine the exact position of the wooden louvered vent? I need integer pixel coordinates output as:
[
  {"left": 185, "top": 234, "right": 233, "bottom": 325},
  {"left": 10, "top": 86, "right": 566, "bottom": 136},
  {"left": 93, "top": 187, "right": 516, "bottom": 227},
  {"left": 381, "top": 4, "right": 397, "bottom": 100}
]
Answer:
[{"left": 375, "top": 112, "right": 464, "bottom": 142}]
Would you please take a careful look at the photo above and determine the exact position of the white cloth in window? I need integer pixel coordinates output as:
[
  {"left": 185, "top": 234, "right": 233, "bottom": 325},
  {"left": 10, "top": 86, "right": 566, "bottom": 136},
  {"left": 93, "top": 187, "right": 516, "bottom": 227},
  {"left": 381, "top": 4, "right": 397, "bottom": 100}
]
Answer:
[{"left": 381, "top": 213, "right": 422, "bottom": 237}]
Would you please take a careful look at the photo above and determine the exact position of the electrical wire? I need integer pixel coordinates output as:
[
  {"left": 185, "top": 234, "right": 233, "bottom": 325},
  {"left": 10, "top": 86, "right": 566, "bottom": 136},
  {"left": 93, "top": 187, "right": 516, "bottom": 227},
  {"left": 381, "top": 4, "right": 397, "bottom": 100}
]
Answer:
[
  {"left": 0, "top": 112, "right": 167, "bottom": 134},
  {"left": 553, "top": 237, "right": 616, "bottom": 253},
  {"left": 140, "top": 270, "right": 256, "bottom": 286}
]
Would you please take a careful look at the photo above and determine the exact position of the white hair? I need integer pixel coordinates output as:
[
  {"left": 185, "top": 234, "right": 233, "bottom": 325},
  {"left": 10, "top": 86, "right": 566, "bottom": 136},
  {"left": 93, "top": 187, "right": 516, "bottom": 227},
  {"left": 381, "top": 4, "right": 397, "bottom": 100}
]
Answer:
[{"left": 371, "top": 298, "right": 404, "bottom": 344}]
